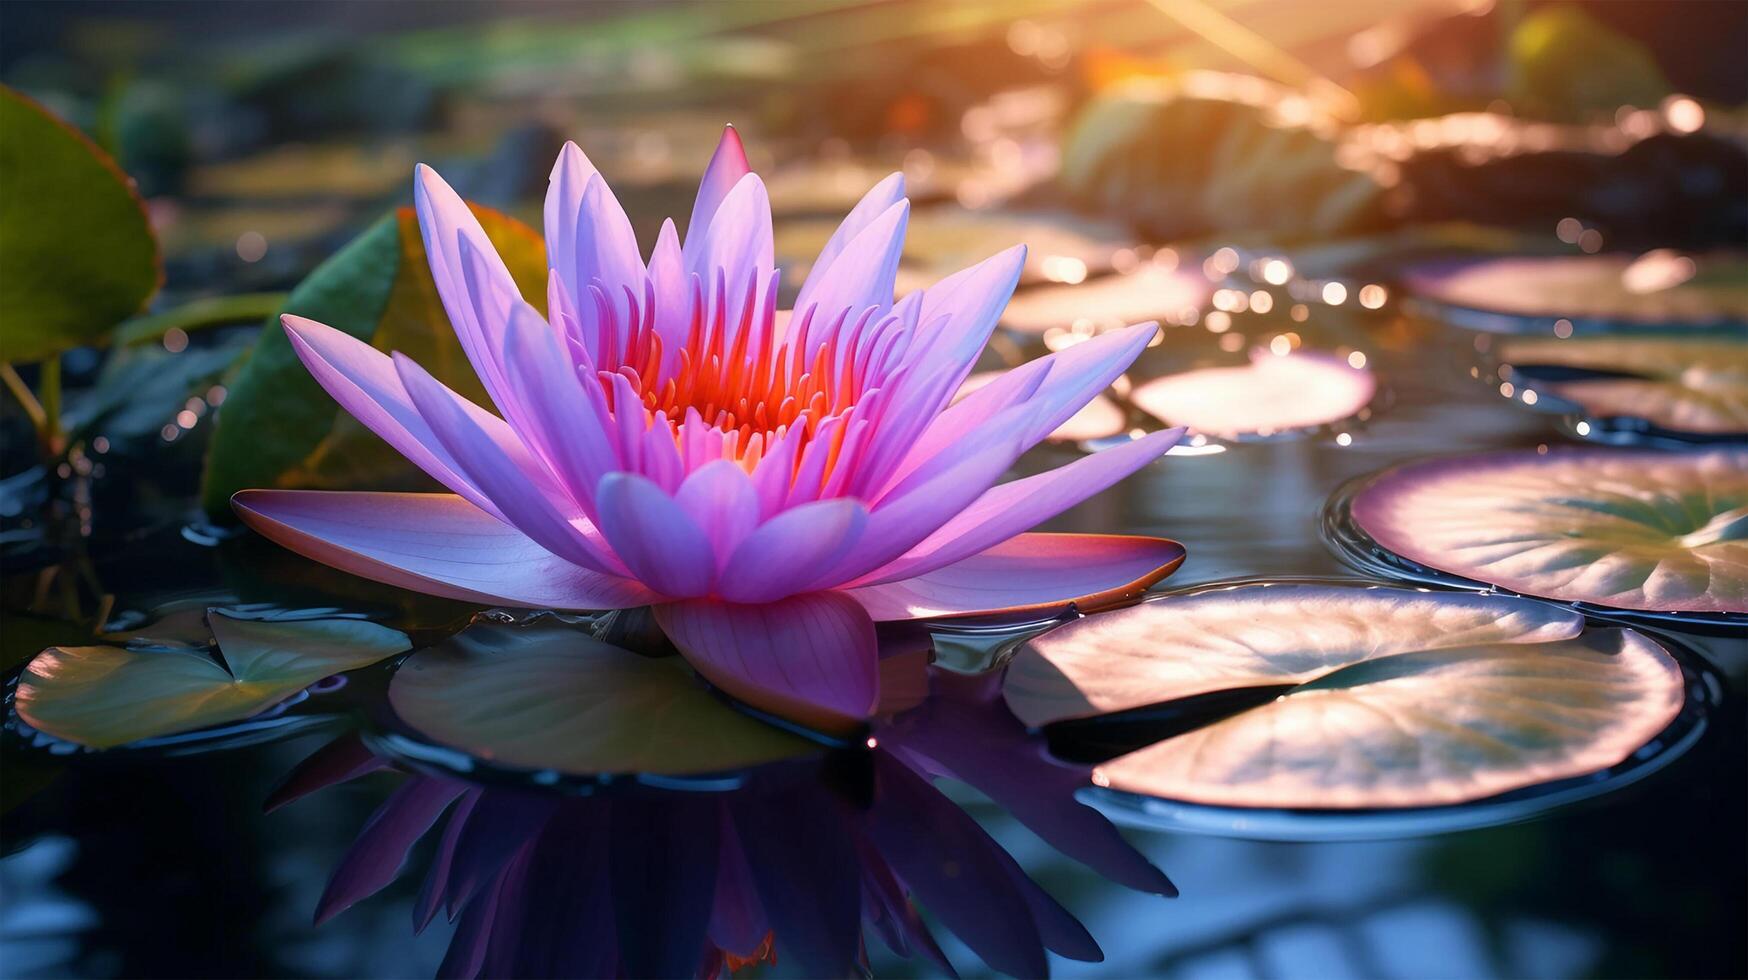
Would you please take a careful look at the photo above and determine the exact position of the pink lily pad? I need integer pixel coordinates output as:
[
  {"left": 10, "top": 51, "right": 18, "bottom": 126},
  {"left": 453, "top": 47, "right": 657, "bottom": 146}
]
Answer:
[
  {"left": 1004, "top": 584, "right": 1685, "bottom": 808},
  {"left": 1001, "top": 265, "right": 1208, "bottom": 334},
  {"left": 1350, "top": 449, "right": 1748, "bottom": 614},
  {"left": 1403, "top": 252, "right": 1748, "bottom": 327},
  {"left": 1130, "top": 349, "right": 1375, "bottom": 438}
]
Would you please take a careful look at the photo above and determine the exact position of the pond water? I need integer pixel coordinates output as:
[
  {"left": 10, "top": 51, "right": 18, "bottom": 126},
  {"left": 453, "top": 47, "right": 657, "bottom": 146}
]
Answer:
[{"left": 4, "top": 278, "right": 1743, "bottom": 977}]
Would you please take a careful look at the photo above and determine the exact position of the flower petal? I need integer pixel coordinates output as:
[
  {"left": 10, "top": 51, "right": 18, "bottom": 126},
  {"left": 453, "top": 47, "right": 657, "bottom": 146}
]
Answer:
[
  {"left": 717, "top": 498, "right": 869, "bottom": 603},
  {"left": 280, "top": 314, "right": 551, "bottom": 521},
  {"left": 594, "top": 473, "right": 716, "bottom": 598},
  {"left": 413, "top": 163, "right": 526, "bottom": 412},
  {"left": 687, "top": 172, "right": 772, "bottom": 311},
  {"left": 674, "top": 460, "right": 761, "bottom": 572},
  {"left": 846, "top": 532, "right": 1185, "bottom": 621},
  {"left": 794, "top": 172, "right": 906, "bottom": 316},
  {"left": 232, "top": 490, "right": 658, "bottom": 609},
  {"left": 544, "top": 142, "right": 644, "bottom": 314},
  {"left": 498, "top": 300, "right": 620, "bottom": 512},
  {"left": 395, "top": 353, "right": 623, "bottom": 575},
  {"left": 316, "top": 778, "right": 465, "bottom": 924},
  {"left": 793, "top": 198, "right": 909, "bottom": 330},
  {"left": 905, "top": 244, "right": 1027, "bottom": 381},
  {"left": 654, "top": 592, "right": 880, "bottom": 731},
  {"left": 860, "top": 428, "right": 1183, "bottom": 587},
  {"left": 684, "top": 125, "right": 752, "bottom": 261}
]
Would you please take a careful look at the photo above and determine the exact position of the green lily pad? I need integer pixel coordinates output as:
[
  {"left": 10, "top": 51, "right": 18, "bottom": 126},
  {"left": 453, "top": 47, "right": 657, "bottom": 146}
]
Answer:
[
  {"left": 387, "top": 623, "right": 815, "bottom": 777},
  {"left": 1350, "top": 448, "right": 1748, "bottom": 615},
  {"left": 1005, "top": 584, "right": 1685, "bottom": 808},
  {"left": 200, "top": 203, "right": 547, "bottom": 516},
  {"left": 15, "top": 612, "right": 410, "bottom": 749},
  {"left": 0, "top": 86, "right": 162, "bottom": 362},
  {"left": 1496, "top": 334, "right": 1748, "bottom": 435}
]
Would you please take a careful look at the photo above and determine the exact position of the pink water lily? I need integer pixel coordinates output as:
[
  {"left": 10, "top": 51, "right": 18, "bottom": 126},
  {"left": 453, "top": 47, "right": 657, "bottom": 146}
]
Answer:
[{"left": 234, "top": 127, "right": 1185, "bottom": 729}]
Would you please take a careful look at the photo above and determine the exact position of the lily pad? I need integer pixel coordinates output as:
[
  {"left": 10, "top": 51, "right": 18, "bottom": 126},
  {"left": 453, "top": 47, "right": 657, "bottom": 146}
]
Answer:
[
  {"left": 1495, "top": 334, "right": 1748, "bottom": 436},
  {"left": 0, "top": 87, "right": 162, "bottom": 363},
  {"left": 1001, "top": 265, "right": 1209, "bottom": 335},
  {"left": 14, "top": 612, "right": 410, "bottom": 749},
  {"left": 1130, "top": 349, "right": 1375, "bottom": 439},
  {"left": 955, "top": 371, "right": 1127, "bottom": 443},
  {"left": 1004, "top": 584, "right": 1686, "bottom": 809},
  {"left": 1347, "top": 449, "right": 1748, "bottom": 616},
  {"left": 386, "top": 623, "right": 815, "bottom": 779},
  {"left": 1403, "top": 252, "right": 1748, "bottom": 332},
  {"left": 200, "top": 203, "right": 547, "bottom": 515}
]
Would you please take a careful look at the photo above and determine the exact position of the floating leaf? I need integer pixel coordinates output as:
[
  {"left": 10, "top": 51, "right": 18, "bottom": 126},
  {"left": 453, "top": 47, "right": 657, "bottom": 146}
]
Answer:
[
  {"left": 387, "top": 624, "right": 815, "bottom": 777},
  {"left": 15, "top": 612, "right": 410, "bottom": 749},
  {"left": 1496, "top": 334, "right": 1748, "bottom": 435},
  {"left": 1403, "top": 252, "right": 1748, "bottom": 329},
  {"left": 1001, "top": 266, "right": 1207, "bottom": 335},
  {"left": 1350, "top": 449, "right": 1748, "bottom": 614},
  {"left": 1005, "top": 584, "right": 1684, "bottom": 808},
  {"left": 1130, "top": 349, "right": 1375, "bottom": 439},
  {"left": 0, "top": 86, "right": 162, "bottom": 362},
  {"left": 200, "top": 204, "right": 547, "bottom": 515},
  {"left": 956, "top": 371, "right": 1126, "bottom": 443}
]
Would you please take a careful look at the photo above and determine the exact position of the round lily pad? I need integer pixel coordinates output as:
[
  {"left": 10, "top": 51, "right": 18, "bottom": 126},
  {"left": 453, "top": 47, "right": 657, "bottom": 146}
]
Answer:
[
  {"left": 15, "top": 612, "right": 409, "bottom": 749},
  {"left": 385, "top": 623, "right": 815, "bottom": 780},
  {"left": 1001, "top": 265, "right": 1208, "bottom": 334},
  {"left": 1346, "top": 449, "right": 1747, "bottom": 617},
  {"left": 1402, "top": 252, "right": 1748, "bottom": 333},
  {"left": 1130, "top": 349, "right": 1375, "bottom": 439},
  {"left": 1494, "top": 334, "right": 1748, "bottom": 437},
  {"left": 1004, "top": 583, "right": 1688, "bottom": 811}
]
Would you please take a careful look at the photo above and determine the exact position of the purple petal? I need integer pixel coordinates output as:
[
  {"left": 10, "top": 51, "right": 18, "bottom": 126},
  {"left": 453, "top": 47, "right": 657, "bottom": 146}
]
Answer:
[
  {"left": 795, "top": 172, "right": 906, "bottom": 315},
  {"left": 593, "top": 473, "right": 715, "bottom": 598},
  {"left": 685, "top": 125, "right": 752, "bottom": 261},
  {"left": 847, "top": 532, "right": 1186, "bottom": 621},
  {"left": 316, "top": 777, "right": 465, "bottom": 925},
  {"left": 413, "top": 164, "right": 525, "bottom": 412},
  {"left": 727, "top": 779, "right": 863, "bottom": 977},
  {"left": 902, "top": 245, "right": 1026, "bottom": 382},
  {"left": 280, "top": 315, "right": 552, "bottom": 522},
  {"left": 863, "top": 428, "right": 1183, "bottom": 587},
  {"left": 654, "top": 591, "right": 880, "bottom": 730},
  {"left": 497, "top": 301, "right": 620, "bottom": 513},
  {"left": 395, "top": 353, "right": 624, "bottom": 576},
  {"left": 717, "top": 498, "right": 869, "bottom": 603},
  {"left": 265, "top": 732, "right": 389, "bottom": 813},
  {"left": 232, "top": 490, "right": 659, "bottom": 609},
  {"left": 674, "top": 460, "right": 761, "bottom": 572},
  {"left": 686, "top": 173, "right": 772, "bottom": 316},
  {"left": 794, "top": 198, "right": 910, "bottom": 330}
]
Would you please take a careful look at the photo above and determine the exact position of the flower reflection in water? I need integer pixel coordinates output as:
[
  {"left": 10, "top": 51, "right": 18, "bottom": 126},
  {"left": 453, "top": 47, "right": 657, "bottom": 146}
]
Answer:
[{"left": 276, "top": 667, "right": 1174, "bottom": 979}]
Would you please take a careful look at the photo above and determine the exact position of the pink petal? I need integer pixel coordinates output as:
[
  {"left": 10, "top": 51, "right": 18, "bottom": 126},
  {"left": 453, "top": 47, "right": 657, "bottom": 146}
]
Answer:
[
  {"left": 593, "top": 473, "right": 716, "bottom": 598},
  {"left": 654, "top": 592, "right": 880, "bottom": 731},
  {"left": 542, "top": 141, "right": 601, "bottom": 307},
  {"left": 673, "top": 460, "right": 761, "bottom": 571},
  {"left": 888, "top": 321, "right": 1158, "bottom": 493},
  {"left": 413, "top": 164, "right": 525, "bottom": 412},
  {"left": 794, "top": 172, "right": 906, "bottom": 316},
  {"left": 718, "top": 499, "right": 869, "bottom": 603},
  {"left": 795, "top": 196, "right": 909, "bottom": 327},
  {"left": 845, "top": 532, "right": 1186, "bottom": 621},
  {"left": 498, "top": 301, "right": 620, "bottom": 513},
  {"left": 686, "top": 173, "right": 772, "bottom": 305},
  {"left": 232, "top": 490, "right": 658, "bottom": 609},
  {"left": 646, "top": 218, "right": 691, "bottom": 377},
  {"left": 684, "top": 125, "right": 752, "bottom": 261},
  {"left": 394, "top": 354, "right": 624, "bottom": 575},
  {"left": 860, "top": 427, "right": 1183, "bottom": 587},
  {"left": 280, "top": 315, "right": 555, "bottom": 523},
  {"left": 906, "top": 244, "right": 1027, "bottom": 381}
]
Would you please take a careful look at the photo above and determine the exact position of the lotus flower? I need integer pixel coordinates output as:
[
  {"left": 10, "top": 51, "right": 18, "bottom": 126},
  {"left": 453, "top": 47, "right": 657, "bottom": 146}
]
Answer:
[{"left": 233, "top": 127, "right": 1185, "bottom": 727}]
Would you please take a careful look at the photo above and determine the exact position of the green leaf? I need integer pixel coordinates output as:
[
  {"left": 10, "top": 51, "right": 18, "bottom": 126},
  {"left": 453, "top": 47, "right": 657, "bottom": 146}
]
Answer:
[
  {"left": 200, "top": 203, "right": 546, "bottom": 516},
  {"left": 1005, "top": 584, "right": 1686, "bottom": 808},
  {"left": 388, "top": 623, "right": 816, "bottom": 777},
  {"left": 0, "top": 87, "right": 162, "bottom": 363},
  {"left": 15, "top": 611, "right": 410, "bottom": 749},
  {"left": 1507, "top": 6, "right": 1671, "bottom": 122}
]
